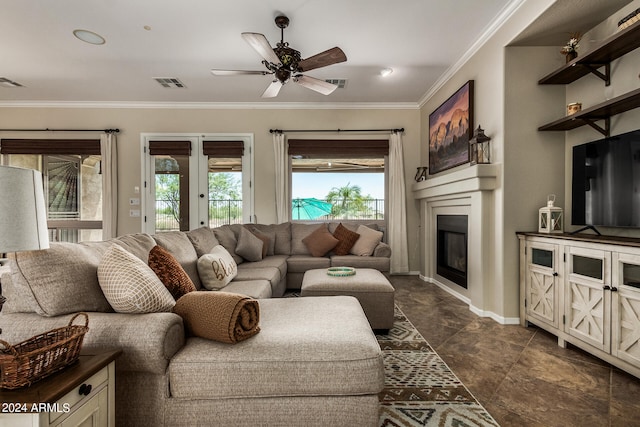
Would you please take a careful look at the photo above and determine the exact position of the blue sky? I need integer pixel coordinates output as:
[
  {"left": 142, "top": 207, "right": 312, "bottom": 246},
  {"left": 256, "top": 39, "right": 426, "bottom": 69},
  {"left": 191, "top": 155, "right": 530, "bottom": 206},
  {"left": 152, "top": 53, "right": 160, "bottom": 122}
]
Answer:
[{"left": 292, "top": 173, "right": 384, "bottom": 199}]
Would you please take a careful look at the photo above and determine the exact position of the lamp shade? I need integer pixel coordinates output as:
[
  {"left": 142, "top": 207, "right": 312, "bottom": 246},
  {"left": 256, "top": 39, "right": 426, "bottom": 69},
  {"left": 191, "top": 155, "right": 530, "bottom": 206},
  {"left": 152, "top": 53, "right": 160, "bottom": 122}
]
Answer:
[{"left": 0, "top": 166, "right": 50, "bottom": 252}]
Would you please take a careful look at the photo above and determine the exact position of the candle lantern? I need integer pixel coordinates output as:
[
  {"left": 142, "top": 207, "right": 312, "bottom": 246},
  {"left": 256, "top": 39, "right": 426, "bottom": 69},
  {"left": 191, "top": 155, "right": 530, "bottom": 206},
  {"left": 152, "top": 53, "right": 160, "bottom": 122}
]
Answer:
[
  {"left": 538, "top": 194, "right": 563, "bottom": 234},
  {"left": 469, "top": 125, "right": 491, "bottom": 165}
]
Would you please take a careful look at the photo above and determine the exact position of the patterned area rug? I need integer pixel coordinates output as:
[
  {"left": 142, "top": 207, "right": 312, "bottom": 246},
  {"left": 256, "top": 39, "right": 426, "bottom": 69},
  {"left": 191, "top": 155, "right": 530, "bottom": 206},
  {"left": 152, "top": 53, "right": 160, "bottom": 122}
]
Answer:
[{"left": 377, "top": 306, "right": 500, "bottom": 427}]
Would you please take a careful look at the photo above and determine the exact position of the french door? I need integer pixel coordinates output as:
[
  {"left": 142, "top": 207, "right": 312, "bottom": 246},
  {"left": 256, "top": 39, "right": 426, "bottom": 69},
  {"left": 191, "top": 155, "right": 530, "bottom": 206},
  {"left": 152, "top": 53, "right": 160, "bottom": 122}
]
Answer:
[{"left": 142, "top": 133, "right": 253, "bottom": 234}]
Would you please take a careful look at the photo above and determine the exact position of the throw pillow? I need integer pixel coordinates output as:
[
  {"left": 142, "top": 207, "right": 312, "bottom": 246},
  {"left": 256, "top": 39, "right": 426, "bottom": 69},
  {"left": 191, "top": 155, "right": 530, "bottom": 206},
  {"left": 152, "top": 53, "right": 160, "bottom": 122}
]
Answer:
[
  {"left": 197, "top": 245, "right": 238, "bottom": 290},
  {"left": 302, "top": 224, "right": 339, "bottom": 257},
  {"left": 350, "top": 225, "right": 384, "bottom": 256},
  {"left": 250, "top": 229, "right": 270, "bottom": 259},
  {"left": 332, "top": 223, "right": 361, "bottom": 256},
  {"left": 148, "top": 245, "right": 196, "bottom": 300},
  {"left": 235, "top": 226, "right": 264, "bottom": 262},
  {"left": 97, "top": 245, "right": 176, "bottom": 313}
]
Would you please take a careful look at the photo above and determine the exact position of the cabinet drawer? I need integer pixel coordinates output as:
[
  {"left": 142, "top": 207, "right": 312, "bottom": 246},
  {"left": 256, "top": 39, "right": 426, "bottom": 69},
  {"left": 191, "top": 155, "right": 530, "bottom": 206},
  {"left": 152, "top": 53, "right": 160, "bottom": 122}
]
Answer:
[{"left": 49, "top": 365, "right": 108, "bottom": 424}]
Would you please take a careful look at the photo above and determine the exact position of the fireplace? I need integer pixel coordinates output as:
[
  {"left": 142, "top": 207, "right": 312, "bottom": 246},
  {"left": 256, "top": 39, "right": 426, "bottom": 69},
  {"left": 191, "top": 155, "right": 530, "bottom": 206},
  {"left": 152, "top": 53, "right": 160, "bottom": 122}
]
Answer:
[{"left": 436, "top": 215, "right": 468, "bottom": 289}]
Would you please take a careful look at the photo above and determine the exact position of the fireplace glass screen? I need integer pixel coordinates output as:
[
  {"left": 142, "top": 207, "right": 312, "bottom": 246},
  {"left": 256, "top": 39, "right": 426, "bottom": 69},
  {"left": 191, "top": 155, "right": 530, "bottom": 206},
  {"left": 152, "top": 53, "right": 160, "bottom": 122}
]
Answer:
[{"left": 436, "top": 215, "right": 468, "bottom": 288}]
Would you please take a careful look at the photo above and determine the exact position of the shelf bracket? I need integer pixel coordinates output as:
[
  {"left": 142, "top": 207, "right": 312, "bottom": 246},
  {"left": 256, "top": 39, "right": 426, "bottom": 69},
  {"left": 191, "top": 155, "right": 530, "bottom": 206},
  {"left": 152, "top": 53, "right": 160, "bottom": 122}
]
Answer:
[
  {"left": 584, "top": 63, "right": 611, "bottom": 86},
  {"left": 583, "top": 117, "right": 610, "bottom": 137}
]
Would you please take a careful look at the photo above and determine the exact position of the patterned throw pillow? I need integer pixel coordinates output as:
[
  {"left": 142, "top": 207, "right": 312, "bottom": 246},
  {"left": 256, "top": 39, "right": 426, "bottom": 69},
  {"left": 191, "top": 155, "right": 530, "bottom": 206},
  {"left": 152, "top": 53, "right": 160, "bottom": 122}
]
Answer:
[
  {"left": 148, "top": 245, "right": 196, "bottom": 299},
  {"left": 197, "top": 245, "right": 238, "bottom": 290},
  {"left": 97, "top": 245, "right": 175, "bottom": 313},
  {"left": 302, "top": 224, "right": 339, "bottom": 257},
  {"left": 332, "top": 223, "right": 361, "bottom": 256}
]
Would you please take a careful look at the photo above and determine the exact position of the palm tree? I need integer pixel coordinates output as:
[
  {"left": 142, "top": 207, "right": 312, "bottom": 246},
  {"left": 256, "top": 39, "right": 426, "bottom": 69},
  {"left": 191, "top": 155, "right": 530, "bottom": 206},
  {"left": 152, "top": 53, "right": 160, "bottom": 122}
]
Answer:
[{"left": 325, "top": 182, "right": 370, "bottom": 218}]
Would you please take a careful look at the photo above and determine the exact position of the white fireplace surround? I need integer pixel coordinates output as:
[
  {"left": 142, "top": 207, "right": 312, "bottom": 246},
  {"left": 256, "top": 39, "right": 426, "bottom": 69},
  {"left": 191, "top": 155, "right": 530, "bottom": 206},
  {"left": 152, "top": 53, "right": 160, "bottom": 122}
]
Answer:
[{"left": 413, "top": 164, "right": 501, "bottom": 321}]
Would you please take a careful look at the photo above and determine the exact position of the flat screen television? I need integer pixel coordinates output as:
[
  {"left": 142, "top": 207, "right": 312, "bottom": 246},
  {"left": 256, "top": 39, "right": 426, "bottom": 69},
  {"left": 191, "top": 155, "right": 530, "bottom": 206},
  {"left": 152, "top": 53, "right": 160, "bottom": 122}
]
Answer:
[{"left": 572, "top": 129, "right": 640, "bottom": 229}]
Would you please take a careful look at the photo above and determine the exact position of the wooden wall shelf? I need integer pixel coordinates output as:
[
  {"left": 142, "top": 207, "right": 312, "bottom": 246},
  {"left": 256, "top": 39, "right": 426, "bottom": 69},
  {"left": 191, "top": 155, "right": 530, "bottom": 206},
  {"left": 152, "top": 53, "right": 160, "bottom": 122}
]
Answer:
[
  {"left": 538, "top": 88, "right": 640, "bottom": 136},
  {"left": 539, "top": 21, "right": 640, "bottom": 85}
]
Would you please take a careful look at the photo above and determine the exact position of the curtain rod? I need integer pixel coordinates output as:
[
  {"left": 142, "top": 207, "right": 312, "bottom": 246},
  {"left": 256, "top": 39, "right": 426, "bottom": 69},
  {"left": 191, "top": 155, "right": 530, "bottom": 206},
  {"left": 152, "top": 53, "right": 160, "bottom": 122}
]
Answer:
[
  {"left": 270, "top": 128, "right": 404, "bottom": 134},
  {"left": 0, "top": 128, "right": 120, "bottom": 133}
]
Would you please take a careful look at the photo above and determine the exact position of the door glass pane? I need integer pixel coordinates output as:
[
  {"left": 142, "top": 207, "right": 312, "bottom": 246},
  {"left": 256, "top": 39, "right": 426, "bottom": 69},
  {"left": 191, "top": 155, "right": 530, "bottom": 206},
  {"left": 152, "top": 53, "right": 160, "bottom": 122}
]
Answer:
[
  {"left": 208, "top": 157, "right": 242, "bottom": 227},
  {"left": 623, "top": 263, "right": 640, "bottom": 288},
  {"left": 532, "top": 248, "right": 553, "bottom": 268},
  {"left": 154, "top": 155, "right": 189, "bottom": 232},
  {"left": 572, "top": 255, "right": 603, "bottom": 280}
]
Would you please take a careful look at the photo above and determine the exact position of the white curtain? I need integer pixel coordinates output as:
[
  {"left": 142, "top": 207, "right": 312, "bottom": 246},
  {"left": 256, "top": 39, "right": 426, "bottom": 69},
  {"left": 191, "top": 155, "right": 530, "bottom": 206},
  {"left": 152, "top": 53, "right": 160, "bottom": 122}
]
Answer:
[
  {"left": 273, "top": 132, "right": 290, "bottom": 223},
  {"left": 101, "top": 132, "right": 118, "bottom": 239},
  {"left": 388, "top": 132, "right": 409, "bottom": 274}
]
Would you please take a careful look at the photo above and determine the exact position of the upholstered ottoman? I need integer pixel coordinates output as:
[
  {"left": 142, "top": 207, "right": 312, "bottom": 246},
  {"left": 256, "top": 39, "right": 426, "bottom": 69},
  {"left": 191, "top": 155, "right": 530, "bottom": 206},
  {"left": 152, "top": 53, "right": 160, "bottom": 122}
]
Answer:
[{"left": 301, "top": 268, "right": 395, "bottom": 331}]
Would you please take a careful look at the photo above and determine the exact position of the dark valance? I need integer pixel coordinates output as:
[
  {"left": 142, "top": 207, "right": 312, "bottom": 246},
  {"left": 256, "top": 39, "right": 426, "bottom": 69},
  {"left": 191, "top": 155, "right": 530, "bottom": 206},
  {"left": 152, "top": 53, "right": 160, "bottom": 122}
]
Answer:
[
  {"left": 202, "top": 141, "right": 244, "bottom": 157},
  {"left": 287, "top": 139, "right": 389, "bottom": 158},
  {"left": 0, "top": 139, "right": 101, "bottom": 155},
  {"left": 148, "top": 140, "right": 192, "bottom": 156}
]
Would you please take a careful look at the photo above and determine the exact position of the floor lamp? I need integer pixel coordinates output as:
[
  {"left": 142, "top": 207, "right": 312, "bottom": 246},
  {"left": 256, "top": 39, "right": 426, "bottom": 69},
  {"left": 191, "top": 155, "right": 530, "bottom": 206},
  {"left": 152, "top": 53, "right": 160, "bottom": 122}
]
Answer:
[{"left": 0, "top": 165, "right": 50, "bottom": 331}]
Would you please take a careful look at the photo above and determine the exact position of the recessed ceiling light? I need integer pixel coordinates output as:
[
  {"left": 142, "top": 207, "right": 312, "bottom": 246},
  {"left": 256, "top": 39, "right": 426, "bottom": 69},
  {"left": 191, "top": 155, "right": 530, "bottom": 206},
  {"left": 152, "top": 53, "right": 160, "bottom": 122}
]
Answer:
[
  {"left": 380, "top": 68, "right": 393, "bottom": 77},
  {"left": 73, "top": 29, "right": 106, "bottom": 45}
]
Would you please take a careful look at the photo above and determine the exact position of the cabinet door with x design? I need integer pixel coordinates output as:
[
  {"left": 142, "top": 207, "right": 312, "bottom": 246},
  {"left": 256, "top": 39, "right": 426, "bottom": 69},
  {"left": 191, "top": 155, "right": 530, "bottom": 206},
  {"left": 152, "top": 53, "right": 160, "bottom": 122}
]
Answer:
[
  {"left": 524, "top": 241, "right": 561, "bottom": 329},
  {"left": 565, "top": 246, "right": 611, "bottom": 352}
]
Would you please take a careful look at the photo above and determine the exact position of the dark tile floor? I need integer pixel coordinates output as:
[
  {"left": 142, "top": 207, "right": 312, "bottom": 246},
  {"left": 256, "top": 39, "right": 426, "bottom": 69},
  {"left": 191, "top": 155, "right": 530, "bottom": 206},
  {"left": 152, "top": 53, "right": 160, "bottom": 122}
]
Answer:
[{"left": 390, "top": 275, "right": 640, "bottom": 427}]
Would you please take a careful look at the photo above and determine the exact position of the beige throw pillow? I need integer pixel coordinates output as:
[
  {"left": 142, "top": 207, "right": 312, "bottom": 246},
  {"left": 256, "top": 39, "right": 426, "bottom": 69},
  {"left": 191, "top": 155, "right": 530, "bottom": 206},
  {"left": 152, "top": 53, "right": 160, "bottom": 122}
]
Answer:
[
  {"left": 350, "top": 225, "right": 384, "bottom": 256},
  {"left": 97, "top": 245, "right": 176, "bottom": 313},
  {"left": 235, "top": 226, "right": 264, "bottom": 262},
  {"left": 197, "top": 245, "right": 238, "bottom": 290}
]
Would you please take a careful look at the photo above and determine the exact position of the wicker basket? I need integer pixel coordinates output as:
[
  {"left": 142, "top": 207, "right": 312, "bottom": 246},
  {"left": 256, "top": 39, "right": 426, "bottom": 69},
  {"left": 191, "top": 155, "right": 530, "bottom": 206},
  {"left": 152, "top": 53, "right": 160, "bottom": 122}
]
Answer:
[{"left": 0, "top": 312, "right": 89, "bottom": 389}]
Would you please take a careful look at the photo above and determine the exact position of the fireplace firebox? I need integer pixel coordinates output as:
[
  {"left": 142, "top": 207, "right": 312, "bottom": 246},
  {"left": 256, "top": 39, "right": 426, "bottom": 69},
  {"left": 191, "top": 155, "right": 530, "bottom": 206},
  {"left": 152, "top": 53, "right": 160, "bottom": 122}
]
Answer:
[{"left": 436, "top": 215, "right": 468, "bottom": 289}]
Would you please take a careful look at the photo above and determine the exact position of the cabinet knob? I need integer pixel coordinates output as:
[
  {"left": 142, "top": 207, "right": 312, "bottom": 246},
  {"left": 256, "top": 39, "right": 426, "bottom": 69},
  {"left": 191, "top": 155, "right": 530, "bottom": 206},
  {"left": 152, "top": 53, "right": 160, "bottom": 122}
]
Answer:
[
  {"left": 604, "top": 285, "right": 611, "bottom": 290},
  {"left": 78, "top": 383, "right": 92, "bottom": 396},
  {"left": 553, "top": 272, "right": 559, "bottom": 277},
  {"left": 199, "top": 194, "right": 205, "bottom": 198},
  {"left": 611, "top": 287, "right": 618, "bottom": 292}
]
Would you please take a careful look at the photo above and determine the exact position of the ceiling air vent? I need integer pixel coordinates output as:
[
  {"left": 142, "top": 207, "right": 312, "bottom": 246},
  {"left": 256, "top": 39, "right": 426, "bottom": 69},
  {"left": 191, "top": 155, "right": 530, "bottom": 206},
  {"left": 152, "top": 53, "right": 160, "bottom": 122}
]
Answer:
[
  {"left": 154, "top": 77, "right": 186, "bottom": 88},
  {"left": 0, "top": 77, "right": 24, "bottom": 88},
  {"left": 325, "top": 79, "right": 347, "bottom": 89}
]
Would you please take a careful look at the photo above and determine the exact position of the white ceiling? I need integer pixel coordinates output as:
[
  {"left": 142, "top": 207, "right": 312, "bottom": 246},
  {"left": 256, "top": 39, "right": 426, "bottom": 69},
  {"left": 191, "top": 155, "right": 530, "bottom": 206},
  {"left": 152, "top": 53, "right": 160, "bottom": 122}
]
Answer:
[{"left": 0, "top": 0, "right": 631, "bottom": 106}]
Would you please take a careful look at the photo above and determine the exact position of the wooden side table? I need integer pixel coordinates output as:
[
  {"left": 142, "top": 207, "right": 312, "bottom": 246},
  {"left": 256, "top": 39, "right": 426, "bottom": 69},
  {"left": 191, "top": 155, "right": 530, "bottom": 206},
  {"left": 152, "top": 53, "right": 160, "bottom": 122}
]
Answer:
[{"left": 0, "top": 349, "right": 121, "bottom": 427}]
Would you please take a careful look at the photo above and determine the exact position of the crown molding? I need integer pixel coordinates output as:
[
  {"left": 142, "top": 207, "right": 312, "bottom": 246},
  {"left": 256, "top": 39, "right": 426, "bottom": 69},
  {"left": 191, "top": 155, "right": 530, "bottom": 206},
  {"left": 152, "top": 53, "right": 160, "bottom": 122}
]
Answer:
[
  {"left": 418, "top": 0, "right": 527, "bottom": 108},
  {"left": 0, "top": 100, "right": 420, "bottom": 110}
]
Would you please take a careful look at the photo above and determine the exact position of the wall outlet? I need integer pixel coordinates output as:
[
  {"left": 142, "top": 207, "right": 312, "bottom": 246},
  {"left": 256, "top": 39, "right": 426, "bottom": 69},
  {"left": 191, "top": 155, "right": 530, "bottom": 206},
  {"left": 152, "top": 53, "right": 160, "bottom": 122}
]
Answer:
[
  {"left": 129, "top": 198, "right": 140, "bottom": 206},
  {"left": 129, "top": 209, "right": 141, "bottom": 217}
]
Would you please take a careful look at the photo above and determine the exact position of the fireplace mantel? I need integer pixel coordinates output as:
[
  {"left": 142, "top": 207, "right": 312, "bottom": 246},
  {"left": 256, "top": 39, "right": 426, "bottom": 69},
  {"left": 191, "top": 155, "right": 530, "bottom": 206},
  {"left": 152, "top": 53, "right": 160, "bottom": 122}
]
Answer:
[
  {"left": 412, "top": 163, "right": 505, "bottom": 322},
  {"left": 412, "top": 164, "right": 499, "bottom": 200}
]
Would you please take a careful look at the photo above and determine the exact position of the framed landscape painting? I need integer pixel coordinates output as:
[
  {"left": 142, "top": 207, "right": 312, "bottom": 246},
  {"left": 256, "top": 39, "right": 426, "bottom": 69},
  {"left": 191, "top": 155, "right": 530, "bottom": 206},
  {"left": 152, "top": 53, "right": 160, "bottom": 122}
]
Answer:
[{"left": 428, "top": 80, "right": 474, "bottom": 175}]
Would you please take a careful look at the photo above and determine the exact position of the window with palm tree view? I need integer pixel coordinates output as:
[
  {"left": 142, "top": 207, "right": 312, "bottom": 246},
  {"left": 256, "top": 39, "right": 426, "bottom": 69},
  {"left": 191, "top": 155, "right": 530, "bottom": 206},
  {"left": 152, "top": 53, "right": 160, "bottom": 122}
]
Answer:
[{"left": 291, "top": 157, "right": 384, "bottom": 221}]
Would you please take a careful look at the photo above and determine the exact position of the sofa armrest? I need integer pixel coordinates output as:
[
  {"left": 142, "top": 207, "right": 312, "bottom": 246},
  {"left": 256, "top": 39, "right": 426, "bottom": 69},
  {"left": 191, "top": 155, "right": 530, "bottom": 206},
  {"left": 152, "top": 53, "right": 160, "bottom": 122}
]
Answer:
[
  {"left": 373, "top": 241, "right": 392, "bottom": 258},
  {"left": 0, "top": 312, "right": 185, "bottom": 375}
]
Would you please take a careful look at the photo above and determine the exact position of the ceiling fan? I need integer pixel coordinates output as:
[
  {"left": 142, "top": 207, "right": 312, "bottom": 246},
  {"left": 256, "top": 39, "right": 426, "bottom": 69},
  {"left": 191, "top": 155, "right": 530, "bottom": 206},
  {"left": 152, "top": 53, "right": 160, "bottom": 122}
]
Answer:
[{"left": 211, "top": 15, "right": 347, "bottom": 98}]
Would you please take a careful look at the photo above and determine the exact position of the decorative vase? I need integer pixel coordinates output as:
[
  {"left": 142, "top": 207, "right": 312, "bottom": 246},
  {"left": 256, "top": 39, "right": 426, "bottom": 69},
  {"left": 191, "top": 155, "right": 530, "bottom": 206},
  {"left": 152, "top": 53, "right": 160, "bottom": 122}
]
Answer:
[{"left": 565, "top": 51, "right": 577, "bottom": 63}]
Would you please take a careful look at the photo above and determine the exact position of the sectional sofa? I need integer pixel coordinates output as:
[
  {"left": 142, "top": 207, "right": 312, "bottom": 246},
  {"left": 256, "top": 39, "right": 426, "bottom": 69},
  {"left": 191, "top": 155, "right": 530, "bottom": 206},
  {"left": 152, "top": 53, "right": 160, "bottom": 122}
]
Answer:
[{"left": 0, "top": 221, "right": 390, "bottom": 426}]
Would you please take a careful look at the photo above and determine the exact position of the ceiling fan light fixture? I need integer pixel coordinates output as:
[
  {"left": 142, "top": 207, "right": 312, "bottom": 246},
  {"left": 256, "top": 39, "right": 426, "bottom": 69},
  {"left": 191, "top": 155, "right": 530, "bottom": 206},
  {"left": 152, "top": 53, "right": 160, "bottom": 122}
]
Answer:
[
  {"left": 380, "top": 68, "right": 394, "bottom": 77},
  {"left": 73, "top": 29, "right": 106, "bottom": 45}
]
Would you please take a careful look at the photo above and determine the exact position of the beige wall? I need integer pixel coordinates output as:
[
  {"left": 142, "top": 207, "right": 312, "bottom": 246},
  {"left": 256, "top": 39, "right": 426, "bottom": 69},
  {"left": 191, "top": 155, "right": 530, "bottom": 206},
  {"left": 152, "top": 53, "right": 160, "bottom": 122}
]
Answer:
[{"left": 0, "top": 106, "right": 423, "bottom": 271}]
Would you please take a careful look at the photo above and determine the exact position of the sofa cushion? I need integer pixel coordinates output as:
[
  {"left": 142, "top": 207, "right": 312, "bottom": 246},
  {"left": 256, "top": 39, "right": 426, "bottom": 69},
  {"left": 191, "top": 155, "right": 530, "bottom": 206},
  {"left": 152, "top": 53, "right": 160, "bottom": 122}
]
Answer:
[
  {"left": 98, "top": 245, "right": 176, "bottom": 314},
  {"left": 236, "top": 255, "right": 288, "bottom": 279},
  {"left": 185, "top": 227, "right": 220, "bottom": 257},
  {"left": 234, "top": 267, "right": 281, "bottom": 292},
  {"left": 168, "top": 296, "right": 384, "bottom": 399},
  {"left": 148, "top": 245, "right": 196, "bottom": 300},
  {"left": 153, "top": 231, "right": 202, "bottom": 289},
  {"left": 331, "top": 255, "right": 391, "bottom": 272},
  {"left": 350, "top": 225, "right": 384, "bottom": 256},
  {"left": 235, "top": 226, "right": 264, "bottom": 262},
  {"left": 286, "top": 255, "right": 331, "bottom": 273},
  {"left": 223, "top": 280, "right": 272, "bottom": 299},
  {"left": 291, "top": 223, "right": 324, "bottom": 255},
  {"left": 197, "top": 245, "right": 238, "bottom": 290},
  {"left": 249, "top": 223, "right": 290, "bottom": 255},
  {"left": 332, "top": 223, "right": 361, "bottom": 256},
  {"left": 302, "top": 224, "right": 339, "bottom": 257},
  {"left": 213, "top": 224, "right": 244, "bottom": 264},
  {"left": 8, "top": 242, "right": 113, "bottom": 317}
]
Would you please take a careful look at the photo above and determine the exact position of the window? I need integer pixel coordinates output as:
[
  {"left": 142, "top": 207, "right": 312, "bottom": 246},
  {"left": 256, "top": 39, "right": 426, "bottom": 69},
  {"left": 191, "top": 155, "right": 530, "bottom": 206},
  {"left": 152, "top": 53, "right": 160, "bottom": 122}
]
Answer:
[
  {"left": 0, "top": 139, "right": 103, "bottom": 242},
  {"left": 289, "top": 139, "right": 387, "bottom": 221}
]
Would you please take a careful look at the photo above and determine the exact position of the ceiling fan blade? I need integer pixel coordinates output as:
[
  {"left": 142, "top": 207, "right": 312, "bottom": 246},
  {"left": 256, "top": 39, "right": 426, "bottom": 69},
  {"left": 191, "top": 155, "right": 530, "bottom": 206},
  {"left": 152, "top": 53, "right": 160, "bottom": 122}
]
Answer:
[
  {"left": 241, "top": 32, "right": 282, "bottom": 66},
  {"left": 293, "top": 75, "right": 337, "bottom": 95},
  {"left": 211, "top": 69, "right": 271, "bottom": 76},
  {"left": 297, "top": 47, "right": 347, "bottom": 72},
  {"left": 262, "top": 80, "right": 283, "bottom": 98}
]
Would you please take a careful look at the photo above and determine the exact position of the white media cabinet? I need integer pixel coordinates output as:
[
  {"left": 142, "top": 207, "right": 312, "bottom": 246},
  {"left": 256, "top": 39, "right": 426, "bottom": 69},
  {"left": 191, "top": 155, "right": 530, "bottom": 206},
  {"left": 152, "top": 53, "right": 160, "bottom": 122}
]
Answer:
[{"left": 518, "top": 232, "right": 640, "bottom": 378}]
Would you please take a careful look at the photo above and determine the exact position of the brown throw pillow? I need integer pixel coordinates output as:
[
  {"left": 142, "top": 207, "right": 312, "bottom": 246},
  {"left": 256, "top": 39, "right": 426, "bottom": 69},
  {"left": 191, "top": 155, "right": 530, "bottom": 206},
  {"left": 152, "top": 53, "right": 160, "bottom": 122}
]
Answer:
[
  {"left": 332, "top": 223, "right": 361, "bottom": 256},
  {"left": 148, "top": 245, "right": 196, "bottom": 299},
  {"left": 302, "top": 224, "right": 339, "bottom": 257},
  {"left": 251, "top": 230, "right": 270, "bottom": 259}
]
